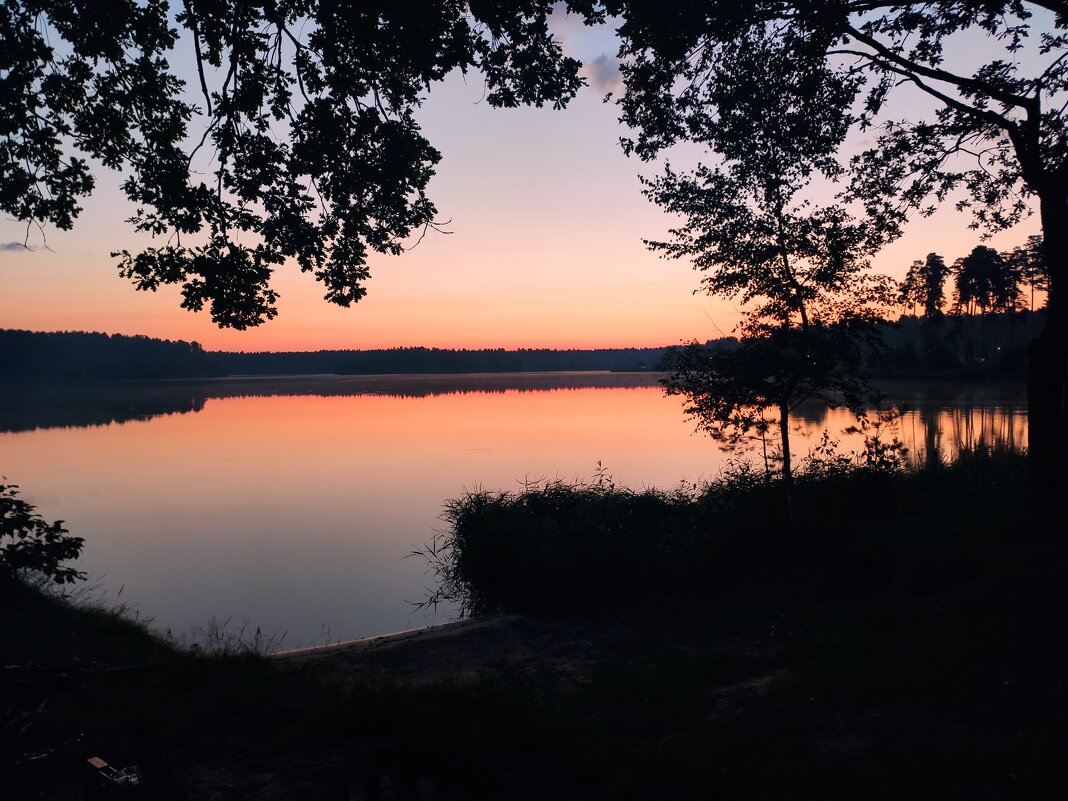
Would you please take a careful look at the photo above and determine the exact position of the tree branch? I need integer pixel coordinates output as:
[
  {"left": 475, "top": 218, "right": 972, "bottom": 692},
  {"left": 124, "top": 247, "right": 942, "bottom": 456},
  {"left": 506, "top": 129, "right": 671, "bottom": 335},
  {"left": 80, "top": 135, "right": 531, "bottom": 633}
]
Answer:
[
  {"left": 845, "top": 23, "right": 1040, "bottom": 113},
  {"left": 182, "top": 0, "right": 213, "bottom": 117}
]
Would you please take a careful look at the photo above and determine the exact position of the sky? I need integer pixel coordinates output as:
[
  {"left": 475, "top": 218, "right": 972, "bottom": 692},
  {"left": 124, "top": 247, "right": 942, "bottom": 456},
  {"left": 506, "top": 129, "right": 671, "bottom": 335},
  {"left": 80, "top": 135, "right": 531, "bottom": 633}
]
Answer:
[{"left": 0, "top": 12, "right": 1043, "bottom": 353}]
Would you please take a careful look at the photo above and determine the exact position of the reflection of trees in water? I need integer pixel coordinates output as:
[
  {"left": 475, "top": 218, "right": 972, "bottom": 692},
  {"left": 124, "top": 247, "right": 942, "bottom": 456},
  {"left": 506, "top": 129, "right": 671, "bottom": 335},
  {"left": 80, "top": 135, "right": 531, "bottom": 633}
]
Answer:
[
  {"left": 206, "top": 372, "right": 662, "bottom": 403},
  {"left": 942, "top": 403, "right": 1025, "bottom": 456},
  {"left": 916, "top": 405, "right": 943, "bottom": 468},
  {"left": 3, "top": 378, "right": 1028, "bottom": 460},
  {"left": 0, "top": 383, "right": 208, "bottom": 433},
  {"left": 0, "top": 374, "right": 664, "bottom": 433},
  {"left": 898, "top": 402, "right": 1026, "bottom": 466},
  {"left": 787, "top": 382, "right": 1027, "bottom": 466}
]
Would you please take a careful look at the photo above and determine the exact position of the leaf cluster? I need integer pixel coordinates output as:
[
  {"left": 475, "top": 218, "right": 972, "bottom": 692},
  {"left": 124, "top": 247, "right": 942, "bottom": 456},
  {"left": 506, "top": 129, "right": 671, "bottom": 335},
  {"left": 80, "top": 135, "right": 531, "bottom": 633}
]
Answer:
[
  {"left": 953, "top": 244, "right": 1023, "bottom": 312},
  {"left": 1, "top": 0, "right": 184, "bottom": 229},
  {"left": 661, "top": 324, "right": 880, "bottom": 454},
  {"left": 836, "top": 2, "right": 1068, "bottom": 236},
  {"left": 644, "top": 163, "right": 890, "bottom": 333},
  {"left": 899, "top": 252, "right": 952, "bottom": 318},
  {"left": 2, "top": 1, "right": 587, "bottom": 327},
  {"left": 1, "top": 481, "right": 85, "bottom": 585},
  {"left": 606, "top": 1, "right": 1068, "bottom": 244}
]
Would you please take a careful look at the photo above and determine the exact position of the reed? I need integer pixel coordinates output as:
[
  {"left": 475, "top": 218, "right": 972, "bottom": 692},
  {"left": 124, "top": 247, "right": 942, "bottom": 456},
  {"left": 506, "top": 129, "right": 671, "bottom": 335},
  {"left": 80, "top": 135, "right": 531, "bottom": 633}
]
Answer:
[{"left": 421, "top": 448, "right": 1029, "bottom": 615}]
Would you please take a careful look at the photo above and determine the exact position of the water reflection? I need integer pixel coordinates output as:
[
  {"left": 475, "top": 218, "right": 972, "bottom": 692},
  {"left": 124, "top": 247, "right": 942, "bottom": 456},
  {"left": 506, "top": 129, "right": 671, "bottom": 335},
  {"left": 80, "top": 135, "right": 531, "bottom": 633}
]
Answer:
[
  {"left": 0, "top": 375, "right": 1026, "bottom": 645},
  {"left": 790, "top": 381, "right": 1027, "bottom": 465},
  {"left": 0, "top": 372, "right": 663, "bottom": 433}
]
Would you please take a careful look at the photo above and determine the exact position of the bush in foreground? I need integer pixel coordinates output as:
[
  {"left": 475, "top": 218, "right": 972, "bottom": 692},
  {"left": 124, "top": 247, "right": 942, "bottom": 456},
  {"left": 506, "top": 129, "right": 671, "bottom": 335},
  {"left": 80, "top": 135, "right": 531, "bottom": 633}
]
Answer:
[
  {"left": 1, "top": 481, "right": 84, "bottom": 585},
  {"left": 421, "top": 447, "right": 1028, "bottom": 616}
]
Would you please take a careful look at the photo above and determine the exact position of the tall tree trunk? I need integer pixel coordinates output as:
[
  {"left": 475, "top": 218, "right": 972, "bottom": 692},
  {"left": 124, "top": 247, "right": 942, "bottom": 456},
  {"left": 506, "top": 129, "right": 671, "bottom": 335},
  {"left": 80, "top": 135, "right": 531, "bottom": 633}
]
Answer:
[
  {"left": 1031, "top": 280, "right": 1036, "bottom": 340},
  {"left": 779, "top": 400, "right": 793, "bottom": 517},
  {"left": 1030, "top": 192, "right": 1068, "bottom": 509}
]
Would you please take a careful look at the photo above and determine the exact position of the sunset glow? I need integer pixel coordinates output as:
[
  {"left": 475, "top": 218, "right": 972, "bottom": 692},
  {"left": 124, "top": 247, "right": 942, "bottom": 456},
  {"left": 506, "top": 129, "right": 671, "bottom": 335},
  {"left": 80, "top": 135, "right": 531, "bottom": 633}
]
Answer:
[{"left": 0, "top": 22, "right": 1041, "bottom": 352}]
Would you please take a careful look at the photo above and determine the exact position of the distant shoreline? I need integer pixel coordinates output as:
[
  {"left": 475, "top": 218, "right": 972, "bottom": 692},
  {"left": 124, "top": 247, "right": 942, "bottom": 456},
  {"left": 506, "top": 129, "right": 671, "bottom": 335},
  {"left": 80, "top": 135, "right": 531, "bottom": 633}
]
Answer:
[{"left": 3, "top": 318, "right": 1041, "bottom": 383}]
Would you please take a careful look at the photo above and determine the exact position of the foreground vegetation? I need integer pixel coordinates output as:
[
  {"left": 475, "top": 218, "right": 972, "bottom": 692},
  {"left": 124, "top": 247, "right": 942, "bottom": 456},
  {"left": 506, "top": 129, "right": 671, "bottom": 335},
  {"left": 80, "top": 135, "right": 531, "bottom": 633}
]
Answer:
[
  {"left": 4, "top": 449, "right": 1065, "bottom": 798},
  {"left": 424, "top": 445, "right": 1026, "bottom": 615}
]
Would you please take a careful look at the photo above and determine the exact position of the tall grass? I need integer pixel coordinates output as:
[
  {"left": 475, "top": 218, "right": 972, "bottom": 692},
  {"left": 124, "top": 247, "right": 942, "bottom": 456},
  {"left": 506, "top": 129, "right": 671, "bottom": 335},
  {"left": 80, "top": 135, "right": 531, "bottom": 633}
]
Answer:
[
  {"left": 4, "top": 574, "right": 288, "bottom": 666},
  {"left": 419, "top": 447, "right": 1029, "bottom": 616},
  {"left": 177, "top": 616, "right": 288, "bottom": 657},
  {"left": 420, "top": 473, "right": 717, "bottom": 616}
]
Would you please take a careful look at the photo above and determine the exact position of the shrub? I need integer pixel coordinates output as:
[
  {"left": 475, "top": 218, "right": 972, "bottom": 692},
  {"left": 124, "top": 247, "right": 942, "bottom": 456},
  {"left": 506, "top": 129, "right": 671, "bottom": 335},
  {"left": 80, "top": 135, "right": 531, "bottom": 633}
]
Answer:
[
  {"left": 1, "top": 481, "right": 85, "bottom": 584},
  {"left": 418, "top": 447, "right": 1029, "bottom": 616}
]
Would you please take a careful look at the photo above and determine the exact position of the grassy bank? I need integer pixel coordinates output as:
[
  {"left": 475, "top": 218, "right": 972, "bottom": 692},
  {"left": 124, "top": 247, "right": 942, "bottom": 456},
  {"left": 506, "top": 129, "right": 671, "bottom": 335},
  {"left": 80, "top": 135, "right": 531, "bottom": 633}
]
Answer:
[
  {"left": 4, "top": 451, "right": 1065, "bottom": 799},
  {"left": 425, "top": 447, "right": 1031, "bottom": 615},
  {"left": 1, "top": 578, "right": 176, "bottom": 668}
]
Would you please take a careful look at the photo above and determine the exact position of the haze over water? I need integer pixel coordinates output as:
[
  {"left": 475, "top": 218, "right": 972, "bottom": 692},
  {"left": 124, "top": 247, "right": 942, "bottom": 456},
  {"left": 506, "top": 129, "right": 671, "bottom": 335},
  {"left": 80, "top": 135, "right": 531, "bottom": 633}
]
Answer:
[{"left": 0, "top": 374, "right": 1025, "bottom": 646}]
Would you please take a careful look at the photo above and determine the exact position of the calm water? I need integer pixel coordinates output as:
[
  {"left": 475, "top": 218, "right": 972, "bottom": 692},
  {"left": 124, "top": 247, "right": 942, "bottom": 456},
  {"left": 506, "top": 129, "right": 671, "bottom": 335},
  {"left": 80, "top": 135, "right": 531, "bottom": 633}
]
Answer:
[{"left": 1, "top": 373, "right": 1026, "bottom": 645}]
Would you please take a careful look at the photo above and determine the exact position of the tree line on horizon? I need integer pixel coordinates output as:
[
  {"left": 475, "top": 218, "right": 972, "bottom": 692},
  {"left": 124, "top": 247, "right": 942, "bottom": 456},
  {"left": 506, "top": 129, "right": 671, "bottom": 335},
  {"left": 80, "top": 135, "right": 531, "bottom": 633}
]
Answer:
[
  {"left": 2, "top": 234, "right": 1043, "bottom": 384},
  {"left": 0, "top": 329, "right": 667, "bottom": 379},
  {"left": 214, "top": 345, "right": 667, "bottom": 376},
  {"left": 0, "top": 330, "right": 218, "bottom": 380},
  {"left": 0, "top": 320, "right": 1040, "bottom": 383}
]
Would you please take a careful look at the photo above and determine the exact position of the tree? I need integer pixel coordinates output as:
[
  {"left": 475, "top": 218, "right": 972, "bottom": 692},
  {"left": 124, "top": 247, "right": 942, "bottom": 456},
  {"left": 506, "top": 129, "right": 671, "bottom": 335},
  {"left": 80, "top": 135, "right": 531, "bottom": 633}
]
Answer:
[
  {"left": 952, "top": 245, "right": 1021, "bottom": 362},
  {"left": 663, "top": 324, "right": 878, "bottom": 513},
  {"left": 1, "top": 1, "right": 584, "bottom": 328},
  {"left": 1, "top": 481, "right": 85, "bottom": 585},
  {"left": 917, "top": 253, "right": 951, "bottom": 321},
  {"left": 954, "top": 246, "right": 1021, "bottom": 317},
  {"left": 899, "top": 259, "right": 925, "bottom": 319},
  {"left": 899, "top": 252, "right": 951, "bottom": 367},
  {"left": 642, "top": 31, "right": 892, "bottom": 512},
  {"left": 601, "top": 0, "right": 1068, "bottom": 502},
  {"left": 1008, "top": 235, "right": 1051, "bottom": 316},
  {"left": 900, "top": 252, "right": 950, "bottom": 318}
]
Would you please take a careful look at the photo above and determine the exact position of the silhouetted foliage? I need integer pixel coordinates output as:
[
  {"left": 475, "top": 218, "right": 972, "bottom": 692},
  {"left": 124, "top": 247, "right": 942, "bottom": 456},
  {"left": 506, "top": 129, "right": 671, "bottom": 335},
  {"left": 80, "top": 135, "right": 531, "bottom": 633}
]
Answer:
[
  {"left": 603, "top": 0, "right": 1068, "bottom": 499},
  {"left": 893, "top": 238, "right": 1051, "bottom": 368},
  {"left": 423, "top": 470, "right": 722, "bottom": 616},
  {"left": 1, "top": 481, "right": 84, "bottom": 585},
  {"left": 633, "top": 28, "right": 893, "bottom": 505},
  {"left": 663, "top": 327, "right": 877, "bottom": 487},
  {"left": 216, "top": 345, "right": 667, "bottom": 376},
  {"left": 0, "top": 329, "right": 218, "bottom": 380},
  {"left": 1007, "top": 235, "right": 1051, "bottom": 314},
  {"left": 2, "top": 1, "right": 584, "bottom": 327},
  {"left": 424, "top": 445, "right": 1026, "bottom": 616},
  {"left": 954, "top": 246, "right": 1021, "bottom": 317},
  {"left": 899, "top": 253, "right": 950, "bottom": 321}
]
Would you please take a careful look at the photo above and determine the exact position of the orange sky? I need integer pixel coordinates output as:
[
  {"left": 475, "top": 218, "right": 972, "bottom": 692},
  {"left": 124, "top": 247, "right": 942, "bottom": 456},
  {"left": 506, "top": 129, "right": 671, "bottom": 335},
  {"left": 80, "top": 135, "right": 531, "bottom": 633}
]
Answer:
[{"left": 0, "top": 18, "right": 1043, "bottom": 353}]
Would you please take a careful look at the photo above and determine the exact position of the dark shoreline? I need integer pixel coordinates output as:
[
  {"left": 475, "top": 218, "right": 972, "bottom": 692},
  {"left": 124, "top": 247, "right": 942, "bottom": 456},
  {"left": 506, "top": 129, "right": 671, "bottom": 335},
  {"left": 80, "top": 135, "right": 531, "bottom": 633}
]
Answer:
[{"left": 8, "top": 513, "right": 1065, "bottom": 798}]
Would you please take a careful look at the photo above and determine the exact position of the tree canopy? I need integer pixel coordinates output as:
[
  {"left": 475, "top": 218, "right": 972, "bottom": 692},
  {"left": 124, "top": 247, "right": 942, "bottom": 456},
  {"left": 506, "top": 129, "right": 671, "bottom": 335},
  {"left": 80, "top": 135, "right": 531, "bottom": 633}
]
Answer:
[
  {"left": 899, "top": 252, "right": 951, "bottom": 320},
  {"left": 1008, "top": 234, "right": 1051, "bottom": 311},
  {"left": 607, "top": 1, "right": 1067, "bottom": 232},
  {"left": 643, "top": 30, "right": 893, "bottom": 505},
  {"left": 954, "top": 245, "right": 1021, "bottom": 315},
  {"left": 602, "top": 0, "right": 1068, "bottom": 499},
  {"left": 2, "top": 0, "right": 586, "bottom": 328}
]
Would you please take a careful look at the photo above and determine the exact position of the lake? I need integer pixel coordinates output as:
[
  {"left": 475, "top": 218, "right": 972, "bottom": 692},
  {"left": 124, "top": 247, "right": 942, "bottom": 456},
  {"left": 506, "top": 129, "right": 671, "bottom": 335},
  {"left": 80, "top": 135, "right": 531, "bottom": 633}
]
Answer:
[{"left": 1, "top": 374, "right": 1026, "bottom": 646}]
